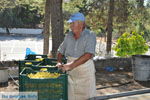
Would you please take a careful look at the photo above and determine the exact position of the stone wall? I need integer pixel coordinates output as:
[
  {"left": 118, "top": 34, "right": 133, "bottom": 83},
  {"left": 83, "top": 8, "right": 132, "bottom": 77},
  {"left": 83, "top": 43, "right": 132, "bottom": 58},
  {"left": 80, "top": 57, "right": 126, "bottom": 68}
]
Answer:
[
  {"left": 0, "top": 57, "right": 132, "bottom": 71},
  {"left": 0, "top": 61, "right": 17, "bottom": 67},
  {"left": 94, "top": 57, "right": 132, "bottom": 71}
]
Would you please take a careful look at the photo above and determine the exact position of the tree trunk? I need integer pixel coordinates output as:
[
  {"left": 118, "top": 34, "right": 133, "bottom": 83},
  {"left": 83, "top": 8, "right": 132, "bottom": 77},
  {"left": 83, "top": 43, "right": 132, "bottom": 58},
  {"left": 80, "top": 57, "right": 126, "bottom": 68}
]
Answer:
[
  {"left": 136, "top": 0, "right": 145, "bottom": 33},
  {"left": 51, "top": 0, "right": 64, "bottom": 57},
  {"left": 106, "top": 0, "right": 115, "bottom": 54},
  {"left": 43, "top": 0, "right": 51, "bottom": 55},
  {"left": 120, "top": 0, "right": 128, "bottom": 36},
  {"left": 116, "top": 0, "right": 128, "bottom": 37}
]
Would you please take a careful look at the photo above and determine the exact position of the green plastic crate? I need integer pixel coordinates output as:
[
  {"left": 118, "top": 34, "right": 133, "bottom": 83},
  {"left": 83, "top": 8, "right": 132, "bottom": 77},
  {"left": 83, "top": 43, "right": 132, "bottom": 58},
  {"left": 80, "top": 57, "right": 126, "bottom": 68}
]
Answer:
[
  {"left": 43, "top": 58, "right": 67, "bottom": 66},
  {"left": 26, "top": 54, "right": 48, "bottom": 60},
  {"left": 19, "top": 68, "right": 68, "bottom": 100},
  {"left": 18, "top": 58, "right": 67, "bottom": 67},
  {"left": 18, "top": 60, "right": 42, "bottom": 73},
  {"left": 18, "top": 58, "right": 67, "bottom": 73},
  {"left": 18, "top": 60, "right": 42, "bottom": 67}
]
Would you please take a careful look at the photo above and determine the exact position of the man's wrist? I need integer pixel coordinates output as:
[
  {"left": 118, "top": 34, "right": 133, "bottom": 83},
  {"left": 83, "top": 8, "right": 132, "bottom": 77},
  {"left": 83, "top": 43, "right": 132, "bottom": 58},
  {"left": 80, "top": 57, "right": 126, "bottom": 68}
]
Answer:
[
  {"left": 69, "top": 61, "right": 76, "bottom": 69},
  {"left": 57, "top": 61, "right": 62, "bottom": 64}
]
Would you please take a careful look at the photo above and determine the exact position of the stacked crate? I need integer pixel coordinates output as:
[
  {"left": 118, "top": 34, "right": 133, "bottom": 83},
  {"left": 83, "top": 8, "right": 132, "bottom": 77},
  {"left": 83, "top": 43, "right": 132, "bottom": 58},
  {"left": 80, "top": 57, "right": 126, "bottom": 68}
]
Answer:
[
  {"left": 18, "top": 54, "right": 67, "bottom": 72},
  {"left": 19, "top": 54, "right": 68, "bottom": 100}
]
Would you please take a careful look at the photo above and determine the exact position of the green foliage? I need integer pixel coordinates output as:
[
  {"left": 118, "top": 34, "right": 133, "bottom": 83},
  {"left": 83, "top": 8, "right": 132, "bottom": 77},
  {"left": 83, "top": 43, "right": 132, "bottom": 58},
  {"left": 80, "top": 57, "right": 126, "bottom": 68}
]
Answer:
[
  {"left": 16, "top": 0, "right": 45, "bottom": 15},
  {"left": 113, "top": 31, "right": 149, "bottom": 57},
  {"left": 0, "top": 8, "right": 23, "bottom": 28},
  {"left": 16, "top": 4, "right": 43, "bottom": 28},
  {"left": 0, "top": 0, "right": 16, "bottom": 11},
  {"left": 63, "top": 0, "right": 148, "bottom": 39},
  {"left": 15, "top": 0, "right": 45, "bottom": 28},
  {"left": 127, "top": 0, "right": 150, "bottom": 40},
  {"left": 0, "top": 0, "right": 150, "bottom": 40},
  {"left": 63, "top": 0, "right": 108, "bottom": 34},
  {"left": 0, "top": 1, "right": 44, "bottom": 29},
  {"left": 63, "top": 0, "right": 83, "bottom": 13}
]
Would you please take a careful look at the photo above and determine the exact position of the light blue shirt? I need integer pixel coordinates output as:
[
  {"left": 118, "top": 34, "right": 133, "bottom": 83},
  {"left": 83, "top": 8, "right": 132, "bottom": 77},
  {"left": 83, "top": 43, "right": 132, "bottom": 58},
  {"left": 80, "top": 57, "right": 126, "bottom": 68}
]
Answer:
[{"left": 58, "top": 29, "right": 96, "bottom": 58}]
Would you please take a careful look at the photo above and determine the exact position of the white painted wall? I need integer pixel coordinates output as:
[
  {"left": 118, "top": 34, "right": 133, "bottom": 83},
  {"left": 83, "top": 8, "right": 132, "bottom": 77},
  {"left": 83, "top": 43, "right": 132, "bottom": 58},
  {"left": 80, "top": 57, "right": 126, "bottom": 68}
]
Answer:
[{"left": 0, "top": 28, "right": 43, "bottom": 35}]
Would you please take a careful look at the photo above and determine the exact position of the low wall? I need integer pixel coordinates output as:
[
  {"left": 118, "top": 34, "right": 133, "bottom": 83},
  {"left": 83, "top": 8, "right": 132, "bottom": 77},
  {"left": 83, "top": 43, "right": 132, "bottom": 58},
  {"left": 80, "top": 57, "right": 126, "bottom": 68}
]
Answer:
[
  {"left": 0, "top": 61, "right": 17, "bottom": 67},
  {"left": 0, "top": 57, "right": 132, "bottom": 71},
  {"left": 0, "top": 28, "right": 43, "bottom": 35},
  {"left": 94, "top": 57, "right": 132, "bottom": 71}
]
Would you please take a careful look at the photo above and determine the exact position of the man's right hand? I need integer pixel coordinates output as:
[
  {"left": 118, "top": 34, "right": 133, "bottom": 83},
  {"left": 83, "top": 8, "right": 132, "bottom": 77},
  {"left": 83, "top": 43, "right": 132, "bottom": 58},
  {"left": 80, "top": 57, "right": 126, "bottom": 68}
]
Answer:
[{"left": 56, "top": 62, "right": 63, "bottom": 68}]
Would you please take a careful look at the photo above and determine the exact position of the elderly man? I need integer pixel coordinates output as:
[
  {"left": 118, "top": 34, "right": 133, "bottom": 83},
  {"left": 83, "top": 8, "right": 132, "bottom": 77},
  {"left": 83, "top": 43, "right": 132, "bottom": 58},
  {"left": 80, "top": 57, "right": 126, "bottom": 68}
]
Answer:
[{"left": 57, "top": 12, "right": 96, "bottom": 100}]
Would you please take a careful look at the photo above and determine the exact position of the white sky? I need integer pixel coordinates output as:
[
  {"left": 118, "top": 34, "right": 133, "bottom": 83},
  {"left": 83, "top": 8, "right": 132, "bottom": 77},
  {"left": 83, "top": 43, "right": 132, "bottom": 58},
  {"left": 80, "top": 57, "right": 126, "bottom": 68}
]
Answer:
[{"left": 144, "top": 0, "right": 149, "bottom": 6}]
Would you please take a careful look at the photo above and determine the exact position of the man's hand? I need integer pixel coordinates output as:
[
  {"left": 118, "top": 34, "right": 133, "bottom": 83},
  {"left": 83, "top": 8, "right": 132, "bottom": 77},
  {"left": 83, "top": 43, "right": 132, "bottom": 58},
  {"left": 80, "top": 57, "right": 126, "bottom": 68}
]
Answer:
[
  {"left": 60, "top": 62, "right": 73, "bottom": 72},
  {"left": 56, "top": 62, "right": 63, "bottom": 68}
]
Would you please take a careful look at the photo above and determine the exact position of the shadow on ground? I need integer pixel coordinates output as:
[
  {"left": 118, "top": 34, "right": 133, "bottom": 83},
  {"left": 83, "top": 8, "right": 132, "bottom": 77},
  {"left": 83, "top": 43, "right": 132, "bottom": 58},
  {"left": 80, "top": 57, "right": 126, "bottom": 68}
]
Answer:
[
  {"left": 0, "top": 34, "right": 43, "bottom": 41},
  {"left": 136, "top": 81, "right": 150, "bottom": 88},
  {"left": 96, "top": 70, "right": 147, "bottom": 96}
]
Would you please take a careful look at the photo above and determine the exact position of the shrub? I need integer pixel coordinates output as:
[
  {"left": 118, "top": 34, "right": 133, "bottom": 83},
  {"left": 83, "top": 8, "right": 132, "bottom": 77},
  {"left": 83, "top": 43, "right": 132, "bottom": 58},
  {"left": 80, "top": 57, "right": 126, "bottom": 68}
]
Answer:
[{"left": 113, "top": 31, "right": 149, "bottom": 57}]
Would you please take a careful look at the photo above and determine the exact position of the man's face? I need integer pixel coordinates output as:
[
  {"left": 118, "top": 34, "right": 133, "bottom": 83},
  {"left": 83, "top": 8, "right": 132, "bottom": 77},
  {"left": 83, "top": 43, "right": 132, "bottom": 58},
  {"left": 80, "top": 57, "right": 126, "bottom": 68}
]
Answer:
[{"left": 70, "top": 21, "right": 84, "bottom": 35}]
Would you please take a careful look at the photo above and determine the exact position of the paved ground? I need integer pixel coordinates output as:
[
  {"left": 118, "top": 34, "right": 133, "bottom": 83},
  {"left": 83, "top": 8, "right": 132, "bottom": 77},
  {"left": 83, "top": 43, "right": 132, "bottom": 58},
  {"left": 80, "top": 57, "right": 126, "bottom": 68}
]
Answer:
[
  {"left": 0, "top": 71, "right": 150, "bottom": 99},
  {"left": 0, "top": 34, "right": 50, "bottom": 61}
]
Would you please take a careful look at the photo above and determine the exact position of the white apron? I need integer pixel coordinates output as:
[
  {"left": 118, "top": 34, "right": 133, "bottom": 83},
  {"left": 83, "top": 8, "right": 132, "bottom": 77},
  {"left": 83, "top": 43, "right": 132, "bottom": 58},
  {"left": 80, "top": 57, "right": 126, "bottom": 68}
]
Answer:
[{"left": 67, "top": 57, "right": 96, "bottom": 100}]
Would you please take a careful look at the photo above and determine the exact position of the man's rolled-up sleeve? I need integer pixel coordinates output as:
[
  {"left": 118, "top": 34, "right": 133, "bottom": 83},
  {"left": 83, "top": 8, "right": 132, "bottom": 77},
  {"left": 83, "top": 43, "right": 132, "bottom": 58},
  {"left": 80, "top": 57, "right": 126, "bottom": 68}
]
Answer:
[
  {"left": 85, "top": 34, "right": 96, "bottom": 55},
  {"left": 58, "top": 36, "right": 67, "bottom": 55}
]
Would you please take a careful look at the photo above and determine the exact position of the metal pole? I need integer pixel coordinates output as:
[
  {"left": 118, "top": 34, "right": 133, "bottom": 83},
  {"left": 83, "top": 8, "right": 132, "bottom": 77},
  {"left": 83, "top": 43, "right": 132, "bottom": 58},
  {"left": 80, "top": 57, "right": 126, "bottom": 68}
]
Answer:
[{"left": 90, "top": 88, "right": 150, "bottom": 100}]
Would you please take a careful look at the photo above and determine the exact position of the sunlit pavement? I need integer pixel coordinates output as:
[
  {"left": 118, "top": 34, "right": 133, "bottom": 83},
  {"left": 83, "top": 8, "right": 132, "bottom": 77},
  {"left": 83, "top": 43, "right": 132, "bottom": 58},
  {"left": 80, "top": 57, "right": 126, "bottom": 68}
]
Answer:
[{"left": 0, "top": 35, "right": 48, "bottom": 61}]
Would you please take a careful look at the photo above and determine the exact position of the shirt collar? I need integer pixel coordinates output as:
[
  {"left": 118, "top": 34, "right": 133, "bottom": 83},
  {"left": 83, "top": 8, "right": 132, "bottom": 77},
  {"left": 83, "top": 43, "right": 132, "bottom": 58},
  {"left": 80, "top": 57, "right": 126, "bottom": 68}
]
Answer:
[{"left": 70, "top": 28, "right": 87, "bottom": 38}]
